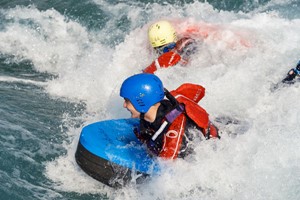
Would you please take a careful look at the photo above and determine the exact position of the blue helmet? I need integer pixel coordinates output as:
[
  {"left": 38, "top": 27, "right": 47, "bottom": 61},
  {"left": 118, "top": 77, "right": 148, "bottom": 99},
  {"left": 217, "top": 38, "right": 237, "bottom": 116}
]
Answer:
[{"left": 120, "top": 73, "right": 165, "bottom": 113}]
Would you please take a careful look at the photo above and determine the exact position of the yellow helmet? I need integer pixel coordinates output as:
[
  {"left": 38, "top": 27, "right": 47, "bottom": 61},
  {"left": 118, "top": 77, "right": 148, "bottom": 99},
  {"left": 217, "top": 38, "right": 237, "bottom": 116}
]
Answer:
[{"left": 148, "top": 20, "right": 177, "bottom": 48}]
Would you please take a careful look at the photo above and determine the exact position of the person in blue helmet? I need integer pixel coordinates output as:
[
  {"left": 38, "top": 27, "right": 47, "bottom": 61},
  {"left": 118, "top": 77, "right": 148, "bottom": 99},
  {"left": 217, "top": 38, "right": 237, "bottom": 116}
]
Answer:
[
  {"left": 282, "top": 60, "right": 300, "bottom": 83},
  {"left": 120, "top": 73, "right": 219, "bottom": 159}
]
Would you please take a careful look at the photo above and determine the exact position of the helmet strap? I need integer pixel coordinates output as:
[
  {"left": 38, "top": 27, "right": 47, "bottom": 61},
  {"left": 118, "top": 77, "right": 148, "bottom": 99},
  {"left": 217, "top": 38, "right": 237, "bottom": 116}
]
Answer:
[
  {"left": 164, "top": 88, "right": 179, "bottom": 107},
  {"left": 140, "top": 112, "right": 145, "bottom": 120}
]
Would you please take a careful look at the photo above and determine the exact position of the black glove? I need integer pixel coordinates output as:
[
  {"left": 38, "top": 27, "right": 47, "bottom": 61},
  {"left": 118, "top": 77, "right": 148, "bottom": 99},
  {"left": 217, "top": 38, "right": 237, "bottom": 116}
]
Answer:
[
  {"left": 146, "top": 139, "right": 161, "bottom": 156},
  {"left": 282, "top": 69, "right": 297, "bottom": 83}
]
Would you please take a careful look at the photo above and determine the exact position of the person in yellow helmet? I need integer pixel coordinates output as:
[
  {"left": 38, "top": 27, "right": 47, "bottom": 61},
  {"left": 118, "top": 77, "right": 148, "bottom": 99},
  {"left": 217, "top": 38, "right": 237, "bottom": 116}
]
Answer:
[
  {"left": 148, "top": 20, "right": 178, "bottom": 50},
  {"left": 143, "top": 20, "right": 197, "bottom": 74}
]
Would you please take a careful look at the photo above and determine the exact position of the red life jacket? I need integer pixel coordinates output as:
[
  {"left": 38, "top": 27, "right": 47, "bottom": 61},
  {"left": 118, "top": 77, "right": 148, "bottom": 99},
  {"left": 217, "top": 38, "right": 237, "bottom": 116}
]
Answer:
[
  {"left": 143, "top": 37, "right": 195, "bottom": 74},
  {"left": 159, "top": 112, "right": 187, "bottom": 159},
  {"left": 157, "top": 83, "right": 219, "bottom": 159}
]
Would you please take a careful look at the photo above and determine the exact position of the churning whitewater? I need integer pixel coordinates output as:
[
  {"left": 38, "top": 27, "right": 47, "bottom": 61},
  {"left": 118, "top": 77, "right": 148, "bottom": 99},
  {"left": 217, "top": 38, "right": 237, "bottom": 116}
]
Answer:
[{"left": 0, "top": 0, "right": 299, "bottom": 199}]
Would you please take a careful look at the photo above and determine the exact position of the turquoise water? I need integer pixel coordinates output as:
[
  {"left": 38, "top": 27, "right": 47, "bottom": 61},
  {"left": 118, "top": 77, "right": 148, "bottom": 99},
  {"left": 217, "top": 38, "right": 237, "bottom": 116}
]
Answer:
[{"left": 1, "top": 0, "right": 300, "bottom": 199}]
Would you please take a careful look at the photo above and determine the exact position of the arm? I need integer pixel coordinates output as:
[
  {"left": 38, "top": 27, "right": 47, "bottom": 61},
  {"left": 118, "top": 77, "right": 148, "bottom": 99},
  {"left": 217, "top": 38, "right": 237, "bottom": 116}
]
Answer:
[
  {"left": 134, "top": 122, "right": 163, "bottom": 156},
  {"left": 143, "top": 51, "right": 181, "bottom": 74},
  {"left": 282, "top": 67, "right": 300, "bottom": 83},
  {"left": 175, "top": 37, "right": 197, "bottom": 64},
  {"left": 282, "top": 61, "right": 300, "bottom": 83}
]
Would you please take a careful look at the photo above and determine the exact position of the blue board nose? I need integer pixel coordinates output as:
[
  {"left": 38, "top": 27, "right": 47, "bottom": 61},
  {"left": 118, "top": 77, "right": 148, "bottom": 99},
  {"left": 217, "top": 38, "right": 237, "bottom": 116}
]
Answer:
[{"left": 76, "top": 118, "right": 160, "bottom": 187}]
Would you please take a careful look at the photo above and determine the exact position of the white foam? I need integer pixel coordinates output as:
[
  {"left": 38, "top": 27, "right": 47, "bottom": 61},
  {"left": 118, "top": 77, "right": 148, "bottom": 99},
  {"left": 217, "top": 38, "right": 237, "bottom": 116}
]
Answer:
[
  {"left": 0, "top": 75, "right": 47, "bottom": 86},
  {"left": 2, "top": 2, "right": 300, "bottom": 199}
]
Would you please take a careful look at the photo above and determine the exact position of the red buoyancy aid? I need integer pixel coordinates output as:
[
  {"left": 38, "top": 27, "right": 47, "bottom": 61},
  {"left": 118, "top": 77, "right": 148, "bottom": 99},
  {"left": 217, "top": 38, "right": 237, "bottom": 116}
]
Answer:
[
  {"left": 159, "top": 113, "right": 186, "bottom": 159},
  {"left": 171, "top": 83, "right": 205, "bottom": 104},
  {"left": 171, "top": 85, "right": 209, "bottom": 129},
  {"left": 143, "top": 37, "right": 195, "bottom": 74},
  {"left": 157, "top": 83, "right": 219, "bottom": 159}
]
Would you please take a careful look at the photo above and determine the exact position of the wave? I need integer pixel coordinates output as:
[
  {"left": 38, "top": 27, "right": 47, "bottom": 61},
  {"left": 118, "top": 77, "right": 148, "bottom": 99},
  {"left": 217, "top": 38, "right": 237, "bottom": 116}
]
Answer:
[
  {"left": 0, "top": 75, "right": 47, "bottom": 86},
  {"left": 0, "top": 0, "right": 299, "bottom": 199}
]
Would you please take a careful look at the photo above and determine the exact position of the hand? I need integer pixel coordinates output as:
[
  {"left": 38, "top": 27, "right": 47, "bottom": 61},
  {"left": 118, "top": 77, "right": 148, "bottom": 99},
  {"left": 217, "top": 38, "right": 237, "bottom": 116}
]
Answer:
[
  {"left": 146, "top": 139, "right": 160, "bottom": 156},
  {"left": 282, "top": 69, "right": 296, "bottom": 83}
]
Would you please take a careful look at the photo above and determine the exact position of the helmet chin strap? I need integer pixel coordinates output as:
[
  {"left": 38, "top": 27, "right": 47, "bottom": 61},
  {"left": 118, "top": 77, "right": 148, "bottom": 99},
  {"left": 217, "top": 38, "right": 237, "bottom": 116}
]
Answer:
[
  {"left": 164, "top": 88, "right": 179, "bottom": 107},
  {"left": 140, "top": 112, "right": 145, "bottom": 120}
]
